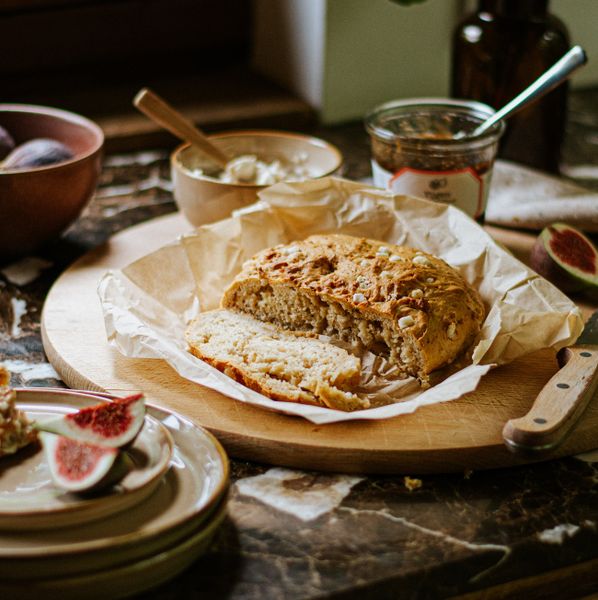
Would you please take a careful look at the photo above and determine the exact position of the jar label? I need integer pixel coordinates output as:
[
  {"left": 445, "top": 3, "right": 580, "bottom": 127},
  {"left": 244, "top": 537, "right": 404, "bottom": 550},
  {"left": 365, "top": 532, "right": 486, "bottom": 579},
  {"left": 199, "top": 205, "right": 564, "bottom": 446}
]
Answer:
[{"left": 371, "top": 160, "right": 492, "bottom": 219}]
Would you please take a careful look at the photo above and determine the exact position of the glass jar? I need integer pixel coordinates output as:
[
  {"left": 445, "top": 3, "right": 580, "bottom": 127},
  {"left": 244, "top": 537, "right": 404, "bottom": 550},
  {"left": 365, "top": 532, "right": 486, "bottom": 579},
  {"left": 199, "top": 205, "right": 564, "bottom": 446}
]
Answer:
[
  {"left": 451, "top": 0, "right": 570, "bottom": 173},
  {"left": 365, "top": 98, "right": 505, "bottom": 222}
]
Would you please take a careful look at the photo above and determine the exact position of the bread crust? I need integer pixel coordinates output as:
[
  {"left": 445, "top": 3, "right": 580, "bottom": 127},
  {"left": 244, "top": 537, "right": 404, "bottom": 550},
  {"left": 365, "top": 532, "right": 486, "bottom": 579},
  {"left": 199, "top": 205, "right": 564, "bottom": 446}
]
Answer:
[{"left": 222, "top": 234, "right": 485, "bottom": 382}]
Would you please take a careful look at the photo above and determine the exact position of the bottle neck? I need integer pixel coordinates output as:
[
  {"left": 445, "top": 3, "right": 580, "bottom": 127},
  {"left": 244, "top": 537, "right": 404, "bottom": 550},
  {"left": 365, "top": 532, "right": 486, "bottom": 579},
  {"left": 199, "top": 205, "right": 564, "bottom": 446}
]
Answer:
[{"left": 478, "top": 0, "right": 548, "bottom": 19}]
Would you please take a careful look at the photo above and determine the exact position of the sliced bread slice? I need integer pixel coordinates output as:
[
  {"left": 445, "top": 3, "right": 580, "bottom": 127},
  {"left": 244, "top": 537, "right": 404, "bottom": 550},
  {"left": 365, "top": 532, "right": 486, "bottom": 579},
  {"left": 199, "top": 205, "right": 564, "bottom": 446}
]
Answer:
[{"left": 185, "top": 309, "right": 368, "bottom": 411}]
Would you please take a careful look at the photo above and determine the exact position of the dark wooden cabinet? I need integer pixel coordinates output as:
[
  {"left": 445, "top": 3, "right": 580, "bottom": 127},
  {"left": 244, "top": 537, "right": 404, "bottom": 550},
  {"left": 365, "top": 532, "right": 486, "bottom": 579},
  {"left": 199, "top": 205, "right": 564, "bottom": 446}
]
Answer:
[
  {"left": 1, "top": 0, "right": 251, "bottom": 79},
  {"left": 0, "top": 1, "right": 313, "bottom": 151}
]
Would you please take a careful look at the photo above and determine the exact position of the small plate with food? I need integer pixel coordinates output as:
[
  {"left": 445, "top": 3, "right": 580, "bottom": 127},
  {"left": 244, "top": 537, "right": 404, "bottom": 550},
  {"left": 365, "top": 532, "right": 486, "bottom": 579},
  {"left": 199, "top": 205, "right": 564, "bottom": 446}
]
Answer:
[{"left": 0, "top": 378, "right": 173, "bottom": 530}]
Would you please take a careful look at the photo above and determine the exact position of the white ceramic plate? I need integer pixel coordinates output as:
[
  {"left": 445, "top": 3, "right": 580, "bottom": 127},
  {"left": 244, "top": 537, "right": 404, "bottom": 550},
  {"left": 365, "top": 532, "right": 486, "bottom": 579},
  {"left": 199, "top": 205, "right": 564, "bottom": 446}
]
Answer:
[
  {"left": 0, "top": 494, "right": 228, "bottom": 600},
  {"left": 0, "top": 388, "right": 229, "bottom": 581},
  {"left": 0, "top": 390, "right": 173, "bottom": 531}
]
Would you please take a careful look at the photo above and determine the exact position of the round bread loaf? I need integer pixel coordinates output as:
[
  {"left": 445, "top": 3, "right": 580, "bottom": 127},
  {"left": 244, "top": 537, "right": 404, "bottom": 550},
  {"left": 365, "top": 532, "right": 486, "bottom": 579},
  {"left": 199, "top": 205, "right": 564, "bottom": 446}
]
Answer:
[{"left": 222, "top": 234, "right": 485, "bottom": 384}]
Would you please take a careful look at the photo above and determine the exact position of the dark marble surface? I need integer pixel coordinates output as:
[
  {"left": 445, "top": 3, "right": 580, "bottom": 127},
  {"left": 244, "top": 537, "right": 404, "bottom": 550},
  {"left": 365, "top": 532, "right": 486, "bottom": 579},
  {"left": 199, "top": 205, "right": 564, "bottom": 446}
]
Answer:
[{"left": 2, "top": 96, "right": 598, "bottom": 599}]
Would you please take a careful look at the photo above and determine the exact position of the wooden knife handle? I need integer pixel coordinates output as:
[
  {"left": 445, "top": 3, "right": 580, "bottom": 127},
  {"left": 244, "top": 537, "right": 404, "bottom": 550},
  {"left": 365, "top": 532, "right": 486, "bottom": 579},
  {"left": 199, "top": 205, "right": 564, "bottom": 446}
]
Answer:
[{"left": 502, "top": 345, "right": 598, "bottom": 453}]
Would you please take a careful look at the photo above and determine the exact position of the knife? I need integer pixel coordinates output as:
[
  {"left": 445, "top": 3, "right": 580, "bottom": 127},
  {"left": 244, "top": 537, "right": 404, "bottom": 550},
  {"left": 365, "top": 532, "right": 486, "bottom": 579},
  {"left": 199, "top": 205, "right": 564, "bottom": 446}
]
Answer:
[{"left": 503, "top": 308, "right": 598, "bottom": 454}]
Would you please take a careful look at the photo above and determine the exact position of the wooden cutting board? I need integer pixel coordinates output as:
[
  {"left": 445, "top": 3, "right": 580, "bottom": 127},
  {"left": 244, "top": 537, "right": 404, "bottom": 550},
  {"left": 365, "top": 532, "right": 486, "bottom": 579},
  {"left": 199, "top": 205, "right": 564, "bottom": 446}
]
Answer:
[{"left": 41, "top": 213, "right": 598, "bottom": 474}]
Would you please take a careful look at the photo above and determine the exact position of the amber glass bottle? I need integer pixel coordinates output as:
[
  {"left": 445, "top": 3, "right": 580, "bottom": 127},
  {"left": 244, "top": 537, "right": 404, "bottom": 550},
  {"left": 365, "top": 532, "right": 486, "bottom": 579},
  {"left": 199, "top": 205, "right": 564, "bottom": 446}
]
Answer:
[{"left": 451, "top": 0, "right": 570, "bottom": 173}]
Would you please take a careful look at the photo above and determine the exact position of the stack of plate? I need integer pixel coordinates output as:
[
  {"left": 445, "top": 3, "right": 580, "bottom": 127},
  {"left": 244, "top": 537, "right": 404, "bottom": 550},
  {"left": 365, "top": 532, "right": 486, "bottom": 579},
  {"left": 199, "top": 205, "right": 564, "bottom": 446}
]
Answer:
[{"left": 0, "top": 389, "right": 229, "bottom": 600}]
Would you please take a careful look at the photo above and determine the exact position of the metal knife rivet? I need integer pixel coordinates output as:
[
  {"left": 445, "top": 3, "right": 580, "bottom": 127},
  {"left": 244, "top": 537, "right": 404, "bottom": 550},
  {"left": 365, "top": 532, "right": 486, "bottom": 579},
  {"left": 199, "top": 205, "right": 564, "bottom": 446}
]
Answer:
[
  {"left": 580, "top": 351, "right": 592, "bottom": 357},
  {"left": 556, "top": 383, "right": 570, "bottom": 389},
  {"left": 534, "top": 417, "right": 547, "bottom": 424}
]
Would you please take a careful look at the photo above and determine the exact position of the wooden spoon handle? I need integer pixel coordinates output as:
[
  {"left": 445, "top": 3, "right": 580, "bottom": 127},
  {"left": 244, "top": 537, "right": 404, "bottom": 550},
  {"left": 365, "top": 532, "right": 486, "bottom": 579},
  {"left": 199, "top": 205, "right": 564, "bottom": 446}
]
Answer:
[
  {"left": 503, "top": 345, "right": 598, "bottom": 453},
  {"left": 133, "top": 88, "right": 230, "bottom": 168}
]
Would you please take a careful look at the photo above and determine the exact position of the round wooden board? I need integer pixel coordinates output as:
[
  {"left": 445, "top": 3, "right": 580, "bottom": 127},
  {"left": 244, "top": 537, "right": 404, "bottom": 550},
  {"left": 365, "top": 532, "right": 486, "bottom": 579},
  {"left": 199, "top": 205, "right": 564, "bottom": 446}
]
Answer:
[{"left": 41, "top": 213, "right": 598, "bottom": 474}]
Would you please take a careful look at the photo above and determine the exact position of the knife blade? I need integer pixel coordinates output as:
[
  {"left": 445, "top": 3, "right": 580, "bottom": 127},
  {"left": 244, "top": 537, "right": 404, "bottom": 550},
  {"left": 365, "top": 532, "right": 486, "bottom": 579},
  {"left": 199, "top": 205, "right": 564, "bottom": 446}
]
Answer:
[{"left": 503, "top": 308, "right": 598, "bottom": 454}]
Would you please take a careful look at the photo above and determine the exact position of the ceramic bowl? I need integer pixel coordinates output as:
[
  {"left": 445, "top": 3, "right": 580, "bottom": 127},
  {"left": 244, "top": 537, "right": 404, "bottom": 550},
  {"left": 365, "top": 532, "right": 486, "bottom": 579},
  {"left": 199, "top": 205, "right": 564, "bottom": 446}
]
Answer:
[
  {"left": 0, "top": 104, "right": 104, "bottom": 259},
  {"left": 170, "top": 129, "right": 343, "bottom": 226}
]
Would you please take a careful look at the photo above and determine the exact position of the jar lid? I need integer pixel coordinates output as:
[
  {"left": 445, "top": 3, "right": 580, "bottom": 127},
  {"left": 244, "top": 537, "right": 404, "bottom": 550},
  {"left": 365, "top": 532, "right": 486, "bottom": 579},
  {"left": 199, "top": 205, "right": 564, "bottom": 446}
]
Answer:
[{"left": 365, "top": 97, "right": 505, "bottom": 147}]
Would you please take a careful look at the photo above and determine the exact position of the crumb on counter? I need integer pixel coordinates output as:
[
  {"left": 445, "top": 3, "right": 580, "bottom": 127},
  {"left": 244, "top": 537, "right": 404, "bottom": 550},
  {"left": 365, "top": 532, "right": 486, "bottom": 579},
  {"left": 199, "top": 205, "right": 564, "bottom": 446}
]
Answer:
[{"left": 404, "top": 475, "right": 423, "bottom": 491}]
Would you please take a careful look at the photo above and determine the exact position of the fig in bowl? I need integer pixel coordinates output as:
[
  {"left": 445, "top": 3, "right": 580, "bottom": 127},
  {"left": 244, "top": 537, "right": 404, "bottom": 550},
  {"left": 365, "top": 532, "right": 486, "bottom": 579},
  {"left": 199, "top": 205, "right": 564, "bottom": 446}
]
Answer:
[
  {"left": 0, "top": 124, "right": 15, "bottom": 160},
  {"left": 2, "top": 138, "right": 74, "bottom": 170},
  {"left": 0, "top": 104, "right": 103, "bottom": 259}
]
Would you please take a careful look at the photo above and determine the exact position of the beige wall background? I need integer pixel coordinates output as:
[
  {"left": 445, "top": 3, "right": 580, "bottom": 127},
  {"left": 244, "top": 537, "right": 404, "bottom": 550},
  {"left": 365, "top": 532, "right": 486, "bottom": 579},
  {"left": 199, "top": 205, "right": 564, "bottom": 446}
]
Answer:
[{"left": 253, "top": 0, "right": 598, "bottom": 124}]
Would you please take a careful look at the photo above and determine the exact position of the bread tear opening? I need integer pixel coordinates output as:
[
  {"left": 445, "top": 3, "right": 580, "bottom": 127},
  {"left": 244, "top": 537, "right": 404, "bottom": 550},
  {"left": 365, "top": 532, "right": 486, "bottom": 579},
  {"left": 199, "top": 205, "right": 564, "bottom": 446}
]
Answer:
[{"left": 225, "top": 280, "right": 426, "bottom": 382}]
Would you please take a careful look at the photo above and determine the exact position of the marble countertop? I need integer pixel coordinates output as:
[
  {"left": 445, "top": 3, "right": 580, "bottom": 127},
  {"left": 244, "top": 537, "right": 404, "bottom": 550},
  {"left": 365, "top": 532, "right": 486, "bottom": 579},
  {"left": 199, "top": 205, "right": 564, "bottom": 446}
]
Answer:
[{"left": 2, "top": 94, "right": 598, "bottom": 599}]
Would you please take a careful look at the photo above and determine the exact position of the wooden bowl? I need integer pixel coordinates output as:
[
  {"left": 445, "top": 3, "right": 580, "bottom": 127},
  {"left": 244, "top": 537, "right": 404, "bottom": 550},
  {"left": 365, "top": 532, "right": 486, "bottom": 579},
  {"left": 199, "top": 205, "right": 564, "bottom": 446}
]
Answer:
[
  {"left": 171, "top": 130, "right": 343, "bottom": 226},
  {"left": 0, "top": 104, "right": 103, "bottom": 260}
]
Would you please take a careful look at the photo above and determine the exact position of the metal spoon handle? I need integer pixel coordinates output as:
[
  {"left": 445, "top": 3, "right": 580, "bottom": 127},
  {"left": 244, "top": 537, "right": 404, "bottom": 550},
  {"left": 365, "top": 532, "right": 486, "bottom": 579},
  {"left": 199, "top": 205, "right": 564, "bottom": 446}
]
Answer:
[{"left": 472, "top": 45, "right": 587, "bottom": 137}]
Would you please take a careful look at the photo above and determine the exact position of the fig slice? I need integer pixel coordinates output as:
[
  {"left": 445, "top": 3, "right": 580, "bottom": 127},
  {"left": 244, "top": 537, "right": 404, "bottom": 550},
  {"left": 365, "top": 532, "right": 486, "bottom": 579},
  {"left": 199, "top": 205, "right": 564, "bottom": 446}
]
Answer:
[
  {"left": 36, "top": 394, "right": 145, "bottom": 448},
  {"left": 530, "top": 223, "right": 598, "bottom": 293},
  {"left": 40, "top": 432, "right": 120, "bottom": 493}
]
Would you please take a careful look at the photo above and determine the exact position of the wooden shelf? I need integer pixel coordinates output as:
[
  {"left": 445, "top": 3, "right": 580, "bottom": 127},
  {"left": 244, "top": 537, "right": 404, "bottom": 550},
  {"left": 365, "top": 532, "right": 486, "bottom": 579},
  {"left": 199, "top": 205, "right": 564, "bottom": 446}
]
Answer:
[
  {"left": 98, "top": 70, "right": 316, "bottom": 152},
  {"left": 4, "top": 66, "right": 316, "bottom": 152},
  {"left": 1, "top": 0, "right": 315, "bottom": 150}
]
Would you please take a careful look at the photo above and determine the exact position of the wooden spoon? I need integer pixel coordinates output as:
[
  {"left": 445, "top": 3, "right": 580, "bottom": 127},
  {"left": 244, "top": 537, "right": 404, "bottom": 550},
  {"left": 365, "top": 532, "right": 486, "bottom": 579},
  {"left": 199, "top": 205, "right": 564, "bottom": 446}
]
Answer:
[{"left": 133, "top": 88, "right": 231, "bottom": 169}]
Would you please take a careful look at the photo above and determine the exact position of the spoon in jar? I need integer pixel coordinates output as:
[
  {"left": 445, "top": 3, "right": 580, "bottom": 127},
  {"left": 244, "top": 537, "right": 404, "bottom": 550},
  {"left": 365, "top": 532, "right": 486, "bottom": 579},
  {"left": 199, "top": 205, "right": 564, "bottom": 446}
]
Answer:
[
  {"left": 454, "top": 45, "right": 587, "bottom": 140},
  {"left": 133, "top": 88, "right": 231, "bottom": 169}
]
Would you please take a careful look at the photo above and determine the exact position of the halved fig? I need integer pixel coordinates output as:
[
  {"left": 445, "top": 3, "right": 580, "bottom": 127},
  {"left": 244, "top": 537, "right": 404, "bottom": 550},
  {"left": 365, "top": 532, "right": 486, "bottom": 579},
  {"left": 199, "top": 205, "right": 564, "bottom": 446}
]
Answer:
[
  {"left": 40, "top": 432, "right": 120, "bottom": 493},
  {"left": 530, "top": 223, "right": 598, "bottom": 293},
  {"left": 37, "top": 394, "right": 145, "bottom": 448}
]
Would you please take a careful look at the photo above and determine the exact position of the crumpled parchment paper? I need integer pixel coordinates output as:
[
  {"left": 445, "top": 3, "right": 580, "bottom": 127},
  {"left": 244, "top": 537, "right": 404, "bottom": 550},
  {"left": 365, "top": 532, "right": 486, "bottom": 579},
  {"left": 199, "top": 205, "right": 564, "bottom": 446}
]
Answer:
[{"left": 98, "top": 177, "right": 583, "bottom": 424}]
